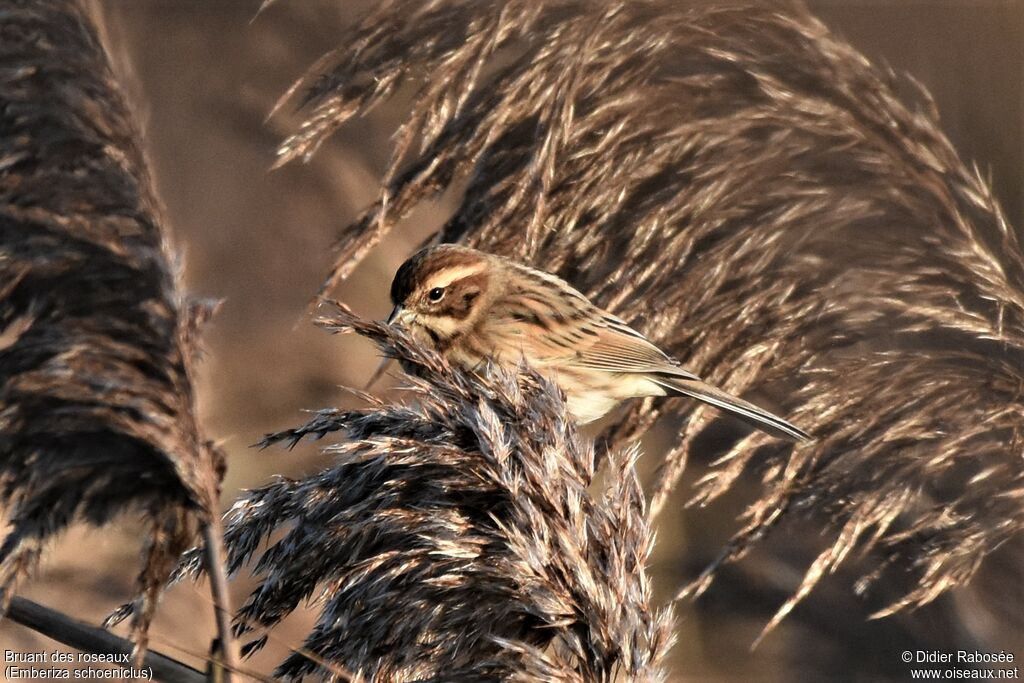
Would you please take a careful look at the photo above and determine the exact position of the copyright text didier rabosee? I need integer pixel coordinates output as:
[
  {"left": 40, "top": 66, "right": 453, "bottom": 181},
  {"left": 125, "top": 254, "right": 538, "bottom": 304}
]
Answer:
[
  {"left": 904, "top": 650, "right": 1019, "bottom": 680},
  {"left": 4, "top": 650, "right": 152, "bottom": 679}
]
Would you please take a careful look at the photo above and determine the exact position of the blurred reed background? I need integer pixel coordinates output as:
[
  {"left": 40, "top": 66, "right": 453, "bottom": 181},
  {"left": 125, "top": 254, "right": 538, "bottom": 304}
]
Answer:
[{"left": 1, "top": 1, "right": 1021, "bottom": 681}]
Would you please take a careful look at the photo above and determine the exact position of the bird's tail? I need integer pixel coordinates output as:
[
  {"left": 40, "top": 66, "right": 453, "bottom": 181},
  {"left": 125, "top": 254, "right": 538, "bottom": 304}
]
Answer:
[{"left": 652, "top": 375, "right": 810, "bottom": 442}]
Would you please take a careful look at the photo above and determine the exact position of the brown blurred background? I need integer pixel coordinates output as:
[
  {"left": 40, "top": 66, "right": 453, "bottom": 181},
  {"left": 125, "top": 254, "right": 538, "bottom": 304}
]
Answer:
[{"left": 3, "top": 1, "right": 1022, "bottom": 680}]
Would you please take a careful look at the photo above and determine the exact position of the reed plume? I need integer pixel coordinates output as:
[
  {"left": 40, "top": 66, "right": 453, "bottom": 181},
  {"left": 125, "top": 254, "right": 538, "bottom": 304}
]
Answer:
[
  {"left": 272, "top": 0, "right": 1024, "bottom": 640},
  {"left": 0, "top": 0, "right": 227, "bottom": 655},
  {"left": 161, "top": 303, "right": 673, "bottom": 681}
]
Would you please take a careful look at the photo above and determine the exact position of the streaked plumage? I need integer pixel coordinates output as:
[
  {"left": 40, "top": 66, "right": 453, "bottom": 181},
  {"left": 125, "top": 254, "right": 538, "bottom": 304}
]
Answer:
[{"left": 388, "top": 245, "right": 808, "bottom": 441}]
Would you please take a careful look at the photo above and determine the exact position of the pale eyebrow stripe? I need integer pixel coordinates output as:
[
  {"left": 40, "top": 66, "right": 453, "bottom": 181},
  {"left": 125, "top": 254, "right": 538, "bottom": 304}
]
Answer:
[{"left": 430, "top": 262, "right": 487, "bottom": 286}]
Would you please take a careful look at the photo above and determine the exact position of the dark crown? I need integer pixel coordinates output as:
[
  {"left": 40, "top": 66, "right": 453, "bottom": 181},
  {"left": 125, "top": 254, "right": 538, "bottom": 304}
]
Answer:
[{"left": 390, "top": 245, "right": 484, "bottom": 305}]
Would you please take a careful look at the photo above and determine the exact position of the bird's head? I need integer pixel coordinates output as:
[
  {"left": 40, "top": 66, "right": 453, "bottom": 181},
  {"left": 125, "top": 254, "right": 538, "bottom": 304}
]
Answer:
[{"left": 387, "top": 244, "right": 493, "bottom": 346}]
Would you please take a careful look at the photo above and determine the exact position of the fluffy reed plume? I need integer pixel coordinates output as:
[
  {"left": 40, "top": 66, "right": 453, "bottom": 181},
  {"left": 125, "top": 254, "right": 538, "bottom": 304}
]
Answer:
[
  {"left": 168, "top": 303, "right": 673, "bottom": 681},
  {"left": 273, "top": 0, "right": 1024, "bottom": 637},
  {"left": 0, "top": 0, "right": 225, "bottom": 652}
]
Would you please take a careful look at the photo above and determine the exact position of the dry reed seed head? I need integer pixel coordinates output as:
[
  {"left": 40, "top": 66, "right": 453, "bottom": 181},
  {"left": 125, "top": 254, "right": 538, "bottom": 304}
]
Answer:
[
  {"left": 0, "top": 0, "right": 221, "bottom": 648},
  {"left": 172, "top": 304, "right": 672, "bottom": 680},
  {"left": 274, "top": 0, "right": 1024, "bottom": 640}
]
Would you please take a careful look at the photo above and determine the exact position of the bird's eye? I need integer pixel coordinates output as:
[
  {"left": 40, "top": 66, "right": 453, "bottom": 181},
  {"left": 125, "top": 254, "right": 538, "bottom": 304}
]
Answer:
[{"left": 428, "top": 287, "right": 446, "bottom": 302}]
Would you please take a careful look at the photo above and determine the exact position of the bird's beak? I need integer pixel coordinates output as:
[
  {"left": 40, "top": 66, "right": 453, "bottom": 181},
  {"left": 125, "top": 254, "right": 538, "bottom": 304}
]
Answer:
[{"left": 386, "top": 305, "right": 416, "bottom": 327}]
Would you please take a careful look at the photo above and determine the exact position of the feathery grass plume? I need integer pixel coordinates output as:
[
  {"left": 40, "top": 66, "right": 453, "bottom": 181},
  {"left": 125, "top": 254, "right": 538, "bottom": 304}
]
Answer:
[
  {"left": 170, "top": 303, "right": 673, "bottom": 681},
  {"left": 273, "top": 0, "right": 1024, "bottom": 638},
  {"left": 0, "top": 0, "right": 226, "bottom": 653}
]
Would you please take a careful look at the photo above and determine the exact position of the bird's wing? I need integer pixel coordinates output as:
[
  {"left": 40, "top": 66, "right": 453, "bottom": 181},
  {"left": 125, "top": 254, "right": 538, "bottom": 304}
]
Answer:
[
  {"left": 489, "top": 261, "right": 697, "bottom": 377},
  {"left": 491, "top": 300, "right": 698, "bottom": 378},
  {"left": 571, "top": 313, "right": 700, "bottom": 378}
]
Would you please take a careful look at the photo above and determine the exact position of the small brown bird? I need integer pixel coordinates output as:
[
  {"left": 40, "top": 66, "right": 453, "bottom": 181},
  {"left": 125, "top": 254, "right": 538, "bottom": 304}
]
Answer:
[{"left": 387, "top": 244, "right": 809, "bottom": 441}]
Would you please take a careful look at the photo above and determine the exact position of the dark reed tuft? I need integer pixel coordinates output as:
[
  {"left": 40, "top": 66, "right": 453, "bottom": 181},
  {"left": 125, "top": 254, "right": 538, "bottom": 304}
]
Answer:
[
  {"left": 273, "top": 0, "right": 1024, "bottom": 638},
  {"left": 0, "top": 0, "right": 223, "bottom": 650},
  {"left": 171, "top": 303, "right": 673, "bottom": 681}
]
